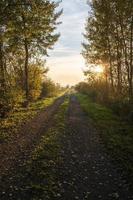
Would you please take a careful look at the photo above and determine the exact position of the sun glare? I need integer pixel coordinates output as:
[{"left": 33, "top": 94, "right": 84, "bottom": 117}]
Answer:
[{"left": 94, "top": 65, "right": 104, "bottom": 73}]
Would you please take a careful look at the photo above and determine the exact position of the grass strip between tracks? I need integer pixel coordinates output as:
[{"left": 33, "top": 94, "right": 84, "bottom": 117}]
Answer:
[{"left": 19, "top": 97, "right": 69, "bottom": 199}]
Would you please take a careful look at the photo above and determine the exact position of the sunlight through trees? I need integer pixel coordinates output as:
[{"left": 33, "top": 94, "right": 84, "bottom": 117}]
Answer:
[{"left": 82, "top": 0, "right": 133, "bottom": 104}]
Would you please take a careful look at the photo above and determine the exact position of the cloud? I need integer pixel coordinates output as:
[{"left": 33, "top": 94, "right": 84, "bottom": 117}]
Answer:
[{"left": 48, "top": 0, "right": 89, "bottom": 85}]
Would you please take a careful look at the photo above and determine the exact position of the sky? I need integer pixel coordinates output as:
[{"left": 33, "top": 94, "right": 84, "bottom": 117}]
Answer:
[{"left": 47, "top": 0, "right": 89, "bottom": 86}]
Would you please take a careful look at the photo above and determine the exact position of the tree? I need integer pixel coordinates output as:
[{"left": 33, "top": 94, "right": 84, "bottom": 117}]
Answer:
[
  {"left": 0, "top": 0, "right": 62, "bottom": 117},
  {"left": 82, "top": 0, "right": 133, "bottom": 102},
  {"left": 8, "top": 0, "right": 62, "bottom": 103},
  {"left": 41, "top": 79, "right": 63, "bottom": 98},
  {"left": 28, "top": 60, "right": 48, "bottom": 100}
]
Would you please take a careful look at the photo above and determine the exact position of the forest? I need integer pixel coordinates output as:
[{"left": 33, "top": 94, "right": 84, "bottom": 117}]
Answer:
[{"left": 0, "top": 0, "right": 133, "bottom": 200}]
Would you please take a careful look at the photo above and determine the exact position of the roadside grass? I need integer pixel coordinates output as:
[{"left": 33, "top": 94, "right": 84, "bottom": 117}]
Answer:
[
  {"left": 76, "top": 93, "right": 133, "bottom": 175},
  {"left": 0, "top": 96, "right": 58, "bottom": 142},
  {"left": 17, "top": 98, "right": 69, "bottom": 199}
]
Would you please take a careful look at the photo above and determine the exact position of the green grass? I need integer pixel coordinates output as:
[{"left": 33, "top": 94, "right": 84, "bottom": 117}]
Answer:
[
  {"left": 0, "top": 96, "right": 58, "bottom": 142},
  {"left": 76, "top": 93, "right": 133, "bottom": 175},
  {"left": 19, "top": 98, "right": 69, "bottom": 199}
]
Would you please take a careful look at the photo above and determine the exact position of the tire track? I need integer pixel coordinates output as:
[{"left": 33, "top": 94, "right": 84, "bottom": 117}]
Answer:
[
  {"left": 57, "top": 95, "right": 133, "bottom": 200},
  {"left": 0, "top": 95, "right": 66, "bottom": 195}
]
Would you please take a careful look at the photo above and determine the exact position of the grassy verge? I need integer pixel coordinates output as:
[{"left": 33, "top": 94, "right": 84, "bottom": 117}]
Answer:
[
  {"left": 76, "top": 93, "right": 133, "bottom": 175},
  {"left": 0, "top": 96, "right": 59, "bottom": 142},
  {"left": 18, "top": 98, "right": 69, "bottom": 199}
]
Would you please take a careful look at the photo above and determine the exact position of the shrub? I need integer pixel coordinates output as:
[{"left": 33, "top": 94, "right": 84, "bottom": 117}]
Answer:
[{"left": 0, "top": 87, "right": 24, "bottom": 118}]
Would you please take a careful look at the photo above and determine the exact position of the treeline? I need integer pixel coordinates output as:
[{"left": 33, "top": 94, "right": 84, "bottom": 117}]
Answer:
[
  {"left": 0, "top": 0, "right": 62, "bottom": 117},
  {"left": 80, "top": 0, "right": 133, "bottom": 116},
  {"left": 41, "top": 79, "right": 64, "bottom": 98}
]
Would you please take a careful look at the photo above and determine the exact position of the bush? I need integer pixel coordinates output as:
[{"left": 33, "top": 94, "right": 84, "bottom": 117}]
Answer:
[
  {"left": 75, "top": 81, "right": 133, "bottom": 120},
  {"left": 0, "top": 87, "right": 24, "bottom": 118},
  {"left": 109, "top": 99, "right": 133, "bottom": 121},
  {"left": 28, "top": 62, "right": 46, "bottom": 101},
  {"left": 41, "top": 79, "right": 62, "bottom": 98}
]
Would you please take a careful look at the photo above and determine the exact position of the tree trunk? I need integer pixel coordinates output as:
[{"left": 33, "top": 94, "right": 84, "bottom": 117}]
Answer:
[
  {"left": 0, "top": 41, "right": 7, "bottom": 118},
  {"left": 107, "top": 37, "right": 114, "bottom": 91},
  {"left": 115, "top": 25, "right": 122, "bottom": 95},
  {"left": 24, "top": 38, "right": 29, "bottom": 104},
  {"left": 129, "top": 15, "right": 133, "bottom": 100},
  {"left": 21, "top": 10, "right": 29, "bottom": 105},
  {"left": 0, "top": 42, "right": 6, "bottom": 93},
  {"left": 116, "top": 48, "right": 122, "bottom": 95}
]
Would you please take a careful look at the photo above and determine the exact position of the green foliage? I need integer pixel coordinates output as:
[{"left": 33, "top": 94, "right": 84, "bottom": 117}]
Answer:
[
  {"left": 76, "top": 93, "right": 133, "bottom": 174},
  {"left": 75, "top": 81, "right": 108, "bottom": 103},
  {"left": 41, "top": 79, "right": 64, "bottom": 98},
  {"left": 83, "top": 0, "right": 133, "bottom": 101},
  {"left": 28, "top": 61, "right": 48, "bottom": 101},
  {"left": 0, "top": 0, "right": 62, "bottom": 117},
  {"left": 75, "top": 81, "right": 133, "bottom": 119},
  {"left": 109, "top": 99, "right": 133, "bottom": 120},
  {"left": 0, "top": 87, "right": 24, "bottom": 118}
]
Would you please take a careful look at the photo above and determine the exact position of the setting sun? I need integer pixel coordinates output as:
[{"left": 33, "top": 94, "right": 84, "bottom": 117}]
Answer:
[{"left": 94, "top": 65, "right": 104, "bottom": 73}]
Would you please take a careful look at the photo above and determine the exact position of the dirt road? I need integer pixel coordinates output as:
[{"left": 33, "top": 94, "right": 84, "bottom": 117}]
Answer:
[
  {"left": 57, "top": 95, "right": 133, "bottom": 200},
  {"left": 0, "top": 95, "right": 133, "bottom": 200},
  {"left": 0, "top": 96, "right": 65, "bottom": 189}
]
